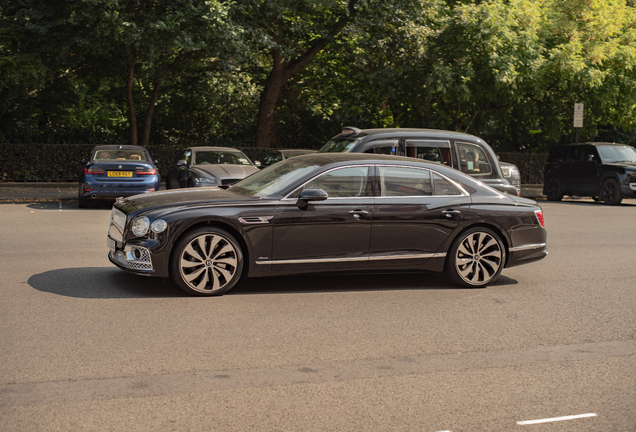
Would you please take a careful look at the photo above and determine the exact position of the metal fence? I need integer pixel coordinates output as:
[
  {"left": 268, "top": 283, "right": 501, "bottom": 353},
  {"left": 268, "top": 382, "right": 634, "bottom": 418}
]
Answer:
[
  {"left": 0, "top": 143, "right": 548, "bottom": 184},
  {"left": 0, "top": 143, "right": 310, "bottom": 182}
]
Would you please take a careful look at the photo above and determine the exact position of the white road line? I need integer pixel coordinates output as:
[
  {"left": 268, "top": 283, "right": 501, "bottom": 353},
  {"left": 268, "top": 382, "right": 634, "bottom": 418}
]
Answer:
[{"left": 517, "top": 413, "right": 597, "bottom": 425}]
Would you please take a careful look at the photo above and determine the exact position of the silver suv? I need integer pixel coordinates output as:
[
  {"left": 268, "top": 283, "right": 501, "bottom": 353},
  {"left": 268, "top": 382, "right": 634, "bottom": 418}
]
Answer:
[{"left": 319, "top": 127, "right": 520, "bottom": 195}]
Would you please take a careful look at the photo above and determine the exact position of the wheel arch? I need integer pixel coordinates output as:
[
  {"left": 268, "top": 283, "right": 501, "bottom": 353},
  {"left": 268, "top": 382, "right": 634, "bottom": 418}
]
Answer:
[
  {"left": 168, "top": 219, "right": 251, "bottom": 279},
  {"left": 445, "top": 222, "right": 510, "bottom": 267}
]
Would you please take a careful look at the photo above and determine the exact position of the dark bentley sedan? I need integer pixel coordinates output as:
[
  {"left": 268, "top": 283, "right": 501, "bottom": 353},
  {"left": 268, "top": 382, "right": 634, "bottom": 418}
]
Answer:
[
  {"left": 107, "top": 153, "right": 547, "bottom": 296},
  {"left": 79, "top": 145, "right": 160, "bottom": 208},
  {"left": 544, "top": 142, "right": 636, "bottom": 205}
]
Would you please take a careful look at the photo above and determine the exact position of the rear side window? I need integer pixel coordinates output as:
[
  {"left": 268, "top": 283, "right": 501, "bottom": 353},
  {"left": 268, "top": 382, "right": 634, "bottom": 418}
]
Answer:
[
  {"left": 433, "top": 173, "right": 461, "bottom": 195},
  {"left": 380, "top": 166, "right": 432, "bottom": 197},
  {"left": 547, "top": 147, "right": 567, "bottom": 163},
  {"left": 566, "top": 146, "right": 582, "bottom": 162}
]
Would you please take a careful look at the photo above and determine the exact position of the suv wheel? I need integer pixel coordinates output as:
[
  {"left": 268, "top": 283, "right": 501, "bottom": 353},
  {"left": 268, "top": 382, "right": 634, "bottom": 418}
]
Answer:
[
  {"left": 601, "top": 178, "right": 623, "bottom": 205},
  {"left": 545, "top": 177, "right": 563, "bottom": 201}
]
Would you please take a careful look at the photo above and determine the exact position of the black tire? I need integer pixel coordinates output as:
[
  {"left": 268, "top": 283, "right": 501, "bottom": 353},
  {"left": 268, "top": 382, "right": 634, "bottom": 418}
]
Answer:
[
  {"left": 170, "top": 226, "right": 244, "bottom": 296},
  {"left": 187, "top": 179, "right": 195, "bottom": 188},
  {"left": 545, "top": 177, "right": 563, "bottom": 201},
  {"left": 601, "top": 178, "right": 622, "bottom": 205},
  {"left": 445, "top": 227, "right": 506, "bottom": 288},
  {"left": 165, "top": 176, "right": 171, "bottom": 189}
]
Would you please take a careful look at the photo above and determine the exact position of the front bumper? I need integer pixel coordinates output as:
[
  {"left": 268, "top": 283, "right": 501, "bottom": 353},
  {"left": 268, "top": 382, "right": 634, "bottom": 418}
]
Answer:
[{"left": 107, "top": 238, "right": 155, "bottom": 275}]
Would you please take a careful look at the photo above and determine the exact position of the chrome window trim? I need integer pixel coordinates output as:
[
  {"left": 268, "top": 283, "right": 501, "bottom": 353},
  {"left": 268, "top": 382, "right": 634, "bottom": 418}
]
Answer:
[
  {"left": 281, "top": 164, "right": 373, "bottom": 201},
  {"left": 405, "top": 139, "right": 451, "bottom": 148},
  {"left": 256, "top": 252, "right": 446, "bottom": 265},
  {"left": 509, "top": 243, "right": 547, "bottom": 252}
]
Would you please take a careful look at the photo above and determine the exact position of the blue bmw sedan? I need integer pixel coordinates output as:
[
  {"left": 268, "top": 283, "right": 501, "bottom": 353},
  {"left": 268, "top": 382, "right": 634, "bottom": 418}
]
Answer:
[{"left": 78, "top": 145, "right": 161, "bottom": 208}]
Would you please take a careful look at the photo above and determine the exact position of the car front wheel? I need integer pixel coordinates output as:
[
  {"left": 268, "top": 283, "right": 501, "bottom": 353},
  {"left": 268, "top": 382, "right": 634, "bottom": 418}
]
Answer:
[
  {"left": 170, "top": 227, "right": 244, "bottom": 296},
  {"left": 601, "top": 178, "right": 622, "bottom": 205},
  {"left": 445, "top": 227, "right": 505, "bottom": 288}
]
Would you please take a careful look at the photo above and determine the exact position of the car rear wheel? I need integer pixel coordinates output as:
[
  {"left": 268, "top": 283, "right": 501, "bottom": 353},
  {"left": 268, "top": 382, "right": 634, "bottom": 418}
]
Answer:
[
  {"left": 601, "top": 178, "right": 622, "bottom": 205},
  {"left": 445, "top": 227, "right": 505, "bottom": 288},
  {"left": 170, "top": 227, "right": 243, "bottom": 296},
  {"left": 545, "top": 177, "right": 563, "bottom": 201}
]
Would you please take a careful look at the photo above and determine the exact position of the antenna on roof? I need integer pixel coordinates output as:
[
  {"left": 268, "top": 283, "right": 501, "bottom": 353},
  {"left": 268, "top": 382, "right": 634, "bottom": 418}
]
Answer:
[{"left": 464, "top": 112, "right": 478, "bottom": 134}]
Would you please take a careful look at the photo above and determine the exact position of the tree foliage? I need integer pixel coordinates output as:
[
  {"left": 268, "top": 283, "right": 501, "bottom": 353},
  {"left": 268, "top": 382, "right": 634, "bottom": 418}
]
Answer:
[{"left": 1, "top": 0, "right": 636, "bottom": 152}]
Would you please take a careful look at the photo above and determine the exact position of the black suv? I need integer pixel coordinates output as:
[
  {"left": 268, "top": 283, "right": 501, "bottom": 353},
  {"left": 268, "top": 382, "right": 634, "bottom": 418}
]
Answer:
[
  {"left": 318, "top": 127, "right": 520, "bottom": 195},
  {"left": 543, "top": 142, "right": 636, "bottom": 205}
]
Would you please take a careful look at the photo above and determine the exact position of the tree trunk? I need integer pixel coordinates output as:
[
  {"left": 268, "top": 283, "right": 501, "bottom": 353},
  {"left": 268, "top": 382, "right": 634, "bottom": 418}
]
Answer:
[
  {"left": 141, "top": 80, "right": 163, "bottom": 146},
  {"left": 126, "top": 61, "right": 138, "bottom": 146},
  {"left": 254, "top": 0, "right": 359, "bottom": 148},
  {"left": 256, "top": 57, "right": 287, "bottom": 148}
]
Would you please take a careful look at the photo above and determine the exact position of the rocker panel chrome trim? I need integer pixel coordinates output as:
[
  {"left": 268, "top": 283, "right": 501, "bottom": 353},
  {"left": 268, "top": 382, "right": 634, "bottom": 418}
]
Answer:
[{"left": 256, "top": 252, "right": 446, "bottom": 265}]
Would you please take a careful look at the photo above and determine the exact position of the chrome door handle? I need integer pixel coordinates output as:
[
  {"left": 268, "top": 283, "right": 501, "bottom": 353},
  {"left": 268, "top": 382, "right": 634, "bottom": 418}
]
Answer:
[
  {"left": 349, "top": 210, "right": 369, "bottom": 219},
  {"left": 441, "top": 209, "right": 461, "bottom": 218}
]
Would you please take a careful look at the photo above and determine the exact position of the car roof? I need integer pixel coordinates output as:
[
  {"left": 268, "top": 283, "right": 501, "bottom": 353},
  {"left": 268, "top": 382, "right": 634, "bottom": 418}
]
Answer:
[
  {"left": 91, "top": 145, "right": 148, "bottom": 151},
  {"left": 336, "top": 127, "right": 483, "bottom": 142},
  {"left": 187, "top": 146, "right": 246, "bottom": 152}
]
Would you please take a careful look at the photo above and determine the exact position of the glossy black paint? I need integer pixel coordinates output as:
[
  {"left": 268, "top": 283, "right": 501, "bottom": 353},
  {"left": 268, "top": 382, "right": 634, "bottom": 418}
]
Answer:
[
  {"left": 107, "top": 153, "right": 547, "bottom": 288},
  {"left": 318, "top": 127, "right": 520, "bottom": 195}
]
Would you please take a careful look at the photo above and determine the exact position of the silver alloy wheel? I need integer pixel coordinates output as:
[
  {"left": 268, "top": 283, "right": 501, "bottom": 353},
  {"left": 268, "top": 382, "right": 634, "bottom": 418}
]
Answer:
[
  {"left": 455, "top": 231, "right": 503, "bottom": 285},
  {"left": 178, "top": 233, "right": 239, "bottom": 293}
]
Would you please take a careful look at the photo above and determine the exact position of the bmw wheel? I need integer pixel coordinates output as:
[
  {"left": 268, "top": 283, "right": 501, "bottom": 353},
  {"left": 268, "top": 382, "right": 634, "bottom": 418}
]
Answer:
[
  {"left": 446, "top": 227, "right": 505, "bottom": 288},
  {"left": 170, "top": 227, "right": 244, "bottom": 296}
]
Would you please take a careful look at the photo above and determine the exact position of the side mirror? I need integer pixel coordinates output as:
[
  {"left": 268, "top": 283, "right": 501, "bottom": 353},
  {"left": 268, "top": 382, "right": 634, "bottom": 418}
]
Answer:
[
  {"left": 254, "top": 160, "right": 261, "bottom": 168},
  {"left": 297, "top": 188, "right": 328, "bottom": 209},
  {"left": 177, "top": 160, "right": 187, "bottom": 166},
  {"left": 154, "top": 159, "right": 159, "bottom": 165}
]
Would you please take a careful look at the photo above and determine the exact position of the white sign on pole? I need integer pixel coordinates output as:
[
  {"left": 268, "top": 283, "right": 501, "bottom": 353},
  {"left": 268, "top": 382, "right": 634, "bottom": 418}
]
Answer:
[{"left": 573, "top": 103, "right": 584, "bottom": 128}]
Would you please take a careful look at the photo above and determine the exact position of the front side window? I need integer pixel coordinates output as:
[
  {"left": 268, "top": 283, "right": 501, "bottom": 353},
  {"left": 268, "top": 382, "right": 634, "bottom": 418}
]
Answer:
[
  {"left": 289, "top": 166, "right": 370, "bottom": 198},
  {"left": 457, "top": 142, "right": 492, "bottom": 175},
  {"left": 566, "top": 146, "right": 582, "bottom": 162}
]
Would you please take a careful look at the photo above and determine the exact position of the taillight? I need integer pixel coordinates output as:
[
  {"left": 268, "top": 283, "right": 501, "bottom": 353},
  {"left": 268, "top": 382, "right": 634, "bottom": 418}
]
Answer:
[
  {"left": 84, "top": 166, "right": 104, "bottom": 175},
  {"left": 534, "top": 209, "right": 545, "bottom": 228},
  {"left": 137, "top": 168, "right": 157, "bottom": 175}
]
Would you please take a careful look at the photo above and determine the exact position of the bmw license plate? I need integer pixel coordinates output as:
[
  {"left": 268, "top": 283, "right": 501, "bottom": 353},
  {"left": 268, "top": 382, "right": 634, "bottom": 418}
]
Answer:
[
  {"left": 108, "top": 171, "right": 132, "bottom": 177},
  {"left": 107, "top": 236, "right": 116, "bottom": 253}
]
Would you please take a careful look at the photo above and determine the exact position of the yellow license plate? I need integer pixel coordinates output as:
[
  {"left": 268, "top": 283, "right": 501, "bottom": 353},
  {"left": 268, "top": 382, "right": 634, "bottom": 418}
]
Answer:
[{"left": 108, "top": 171, "right": 133, "bottom": 178}]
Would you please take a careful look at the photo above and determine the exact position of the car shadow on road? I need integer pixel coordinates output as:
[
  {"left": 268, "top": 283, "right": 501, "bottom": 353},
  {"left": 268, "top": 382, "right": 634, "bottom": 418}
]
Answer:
[{"left": 28, "top": 267, "right": 518, "bottom": 299}]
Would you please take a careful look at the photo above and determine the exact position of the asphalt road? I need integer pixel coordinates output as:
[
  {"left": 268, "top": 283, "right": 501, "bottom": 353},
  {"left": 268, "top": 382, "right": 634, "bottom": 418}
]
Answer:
[{"left": 1, "top": 198, "right": 635, "bottom": 431}]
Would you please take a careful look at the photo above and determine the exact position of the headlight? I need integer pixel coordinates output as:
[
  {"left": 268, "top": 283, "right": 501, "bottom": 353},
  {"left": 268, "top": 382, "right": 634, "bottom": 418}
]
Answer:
[
  {"left": 132, "top": 216, "right": 150, "bottom": 237},
  {"left": 151, "top": 219, "right": 168, "bottom": 233},
  {"left": 194, "top": 177, "right": 218, "bottom": 185}
]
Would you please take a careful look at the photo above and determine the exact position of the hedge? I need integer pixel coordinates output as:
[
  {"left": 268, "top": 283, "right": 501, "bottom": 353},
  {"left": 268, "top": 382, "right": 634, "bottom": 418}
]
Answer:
[{"left": 0, "top": 143, "right": 548, "bottom": 184}]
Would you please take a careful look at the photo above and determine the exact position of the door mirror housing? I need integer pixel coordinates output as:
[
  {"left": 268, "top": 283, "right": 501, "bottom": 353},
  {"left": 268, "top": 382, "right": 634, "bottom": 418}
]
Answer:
[{"left": 297, "top": 188, "right": 328, "bottom": 209}]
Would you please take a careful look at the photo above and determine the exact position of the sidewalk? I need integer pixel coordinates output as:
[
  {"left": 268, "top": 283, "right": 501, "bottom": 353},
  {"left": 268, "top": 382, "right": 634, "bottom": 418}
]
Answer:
[{"left": 0, "top": 182, "right": 546, "bottom": 202}]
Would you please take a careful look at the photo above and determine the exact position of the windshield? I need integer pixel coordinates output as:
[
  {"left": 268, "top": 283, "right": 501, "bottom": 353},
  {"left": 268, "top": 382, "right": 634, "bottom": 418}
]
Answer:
[
  {"left": 193, "top": 150, "right": 252, "bottom": 166},
  {"left": 229, "top": 159, "right": 320, "bottom": 197},
  {"left": 597, "top": 145, "right": 636, "bottom": 163},
  {"left": 318, "top": 137, "right": 360, "bottom": 153}
]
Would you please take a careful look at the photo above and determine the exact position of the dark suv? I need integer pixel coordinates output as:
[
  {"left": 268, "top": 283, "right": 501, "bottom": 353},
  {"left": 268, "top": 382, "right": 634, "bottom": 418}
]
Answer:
[
  {"left": 318, "top": 127, "right": 520, "bottom": 195},
  {"left": 543, "top": 142, "right": 636, "bottom": 205}
]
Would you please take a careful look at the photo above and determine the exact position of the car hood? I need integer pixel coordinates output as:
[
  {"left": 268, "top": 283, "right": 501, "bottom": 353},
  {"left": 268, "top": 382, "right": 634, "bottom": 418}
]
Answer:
[
  {"left": 119, "top": 188, "right": 263, "bottom": 212},
  {"left": 192, "top": 164, "right": 259, "bottom": 180}
]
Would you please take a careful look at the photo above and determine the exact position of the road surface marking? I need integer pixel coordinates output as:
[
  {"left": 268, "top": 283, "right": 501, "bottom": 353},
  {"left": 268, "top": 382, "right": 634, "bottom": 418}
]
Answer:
[{"left": 517, "top": 413, "right": 597, "bottom": 425}]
